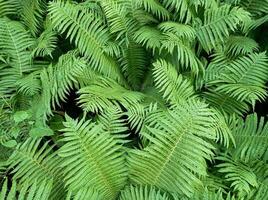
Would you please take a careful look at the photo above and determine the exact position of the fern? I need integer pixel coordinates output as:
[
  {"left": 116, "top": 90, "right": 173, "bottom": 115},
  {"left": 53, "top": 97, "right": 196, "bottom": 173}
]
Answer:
[
  {"left": 48, "top": 0, "right": 123, "bottom": 82},
  {"left": 0, "top": 0, "right": 268, "bottom": 199},
  {"left": 196, "top": 5, "right": 250, "bottom": 52},
  {"left": 58, "top": 115, "right": 128, "bottom": 199}
]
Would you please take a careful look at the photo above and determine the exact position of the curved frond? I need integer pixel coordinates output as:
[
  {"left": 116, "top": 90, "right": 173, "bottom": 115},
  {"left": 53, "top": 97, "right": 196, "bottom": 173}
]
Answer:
[
  {"left": 32, "top": 24, "right": 57, "bottom": 58},
  {"left": 48, "top": 0, "right": 123, "bottom": 82},
  {"left": 58, "top": 116, "right": 128, "bottom": 199},
  {"left": 134, "top": 0, "right": 170, "bottom": 20},
  {"left": 230, "top": 114, "right": 268, "bottom": 162},
  {"left": 66, "top": 187, "right": 104, "bottom": 200},
  {"left": 224, "top": 36, "right": 259, "bottom": 57},
  {"left": 39, "top": 51, "right": 86, "bottom": 118},
  {"left": 202, "top": 90, "right": 249, "bottom": 115},
  {"left": 78, "top": 77, "right": 144, "bottom": 113},
  {"left": 0, "top": 18, "right": 35, "bottom": 96},
  {"left": 217, "top": 156, "right": 258, "bottom": 197},
  {"left": 119, "top": 185, "right": 171, "bottom": 200},
  {"left": 19, "top": 0, "right": 47, "bottom": 36},
  {"left": 8, "top": 138, "right": 65, "bottom": 200},
  {"left": 128, "top": 100, "right": 216, "bottom": 197},
  {"left": 213, "top": 53, "right": 268, "bottom": 103},
  {"left": 0, "top": 0, "right": 20, "bottom": 17},
  {"left": 196, "top": 5, "right": 251, "bottom": 52},
  {"left": 152, "top": 59, "right": 195, "bottom": 104}
]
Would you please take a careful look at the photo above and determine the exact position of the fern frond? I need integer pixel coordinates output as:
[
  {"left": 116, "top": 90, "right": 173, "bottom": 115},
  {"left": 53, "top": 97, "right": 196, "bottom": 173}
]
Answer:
[
  {"left": 0, "top": 179, "right": 17, "bottom": 200},
  {"left": 19, "top": 0, "right": 47, "bottom": 36},
  {"left": 158, "top": 22, "right": 196, "bottom": 40},
  {"left": 202, "top": 90, "right": 249, "bottom": 115},
  {"left": 217, "top": 156, "right": 258, "bottom": 197},
  {"left": 8, "top": 138, "right": 65, "bottom": 200},
  {"left": 0, "top": 18, "right": 35, "bottom": 96},
  {"left": 58, "top": 116, "right": 128, "bottom": 199},
  {"left": 78, "top": 77, "right": 144, "bottom": 113},
  {"left": 152, "top": 59, "right": 195, "bottom": 104},
  {"left": 16, "top": 72, "right": 41, "bottom": 96},
  {"left": 134, "top": 26, "right": 163, "bottom": 54},
  {"left": 230, "top": 114, "right": 268, "bottom": 162},
  {"left": 120, "top": 41, "right": 149, "bottom": 90},
  {"left": 128, "top": 99, "right": 216, "bottom": 197},
  {"left": 48, "top": 0, "right": 123, "bottom": 82},
  {"left": 224, "top": 36, "right": 259, "bottom": 57},
  {"left": 0, "top": 178, "right": 53, "bottom": 200},
  {"left": 160, "top": 32, "right": 203, "bottom": 74},
  {"left": 66, "top": 187, "right": 104, "bottom": 200},
  {"left": 134, "top": 0, "right": 170, "bottom": 20},
  {"left": 99, "top": 0, "right": 138, "bottom": 44},
  {"left": 98, "top": 107, "right": 128, "bottom": 139},
  {"left": 0, "top": 0, "right": 20, "bottom": 17},
  {"left": 39, "top": 51, "right": 86, "bottom": 118},
  {"left": 240, "top": 0, "right": 268, "bottom": 17},
  {"left": 127, "top": 103, "right": 158, "bottom": 133},
  {"left": 119, "top": 185, "right": 171, "bottom": 200},
  {"left": 213, "top": 52, "right": 268, "bottom": 103},
  {"left": 196, "top": 5, "right": 251, "bottom": 52},
  {"left": 32, "top": 24, "right": 57, "bottom": 58}
]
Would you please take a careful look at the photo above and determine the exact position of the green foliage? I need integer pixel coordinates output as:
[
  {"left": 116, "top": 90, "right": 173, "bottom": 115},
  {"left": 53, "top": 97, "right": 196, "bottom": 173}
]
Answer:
[{"left": 0, "top": 0, "right": 268, "bottom": 199}]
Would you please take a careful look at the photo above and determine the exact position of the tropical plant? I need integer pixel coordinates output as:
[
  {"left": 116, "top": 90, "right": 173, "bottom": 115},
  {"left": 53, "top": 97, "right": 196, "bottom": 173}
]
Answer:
[{"left": 0, "top": 0, "right": 268, "bottom": 199}]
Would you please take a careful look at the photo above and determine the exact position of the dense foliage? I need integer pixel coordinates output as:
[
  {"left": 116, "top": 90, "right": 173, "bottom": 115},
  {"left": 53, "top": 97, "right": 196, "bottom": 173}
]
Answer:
[{"left": 0, "top": 0, "right": 268, "bottom": 199}]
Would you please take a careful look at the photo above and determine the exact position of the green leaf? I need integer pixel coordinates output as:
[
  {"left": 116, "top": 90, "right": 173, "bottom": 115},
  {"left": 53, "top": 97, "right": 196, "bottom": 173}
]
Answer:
[
  {"left": 29, "top": 126, "right": 54, "bottom": 137},
  {"left": 2, "top": 140, "right": 17, "bottom": 148},
  {"left": 13, "top": 111, "right": 30, "bottom": 123}
]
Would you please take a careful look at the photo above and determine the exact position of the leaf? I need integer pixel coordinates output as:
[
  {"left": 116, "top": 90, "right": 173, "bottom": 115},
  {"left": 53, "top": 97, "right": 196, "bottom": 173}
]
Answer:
[
  {"left": 13, "top": 111, "right": 30, "bottom": 123},
  {"left": 2, "top": 140, "right": 17, "bottom": 148},
  {"left": 29, "top": 126, "right": 54, "bottom": 137}
]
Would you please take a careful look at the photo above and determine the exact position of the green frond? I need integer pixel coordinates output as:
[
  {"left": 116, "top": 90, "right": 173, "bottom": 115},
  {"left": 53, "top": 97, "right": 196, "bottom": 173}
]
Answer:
[
  {"left": 0, "top": 0, "right": 20, "bottom": 17},
  {"left": 191, "top": 188, "right": 226, "bottom": 200},
  {"left": 134, "top": 0, "right": 170, "bottom": 20},
  {"left": 99, "top": 0, "right": 138, "bottom": 44},
  {"left": 152, "top": 59, "right": 195, "bottom": 104},
  {"left": 134, "top": 24, "right": 202, "bottom": 74},
  {"left": 78, "top": 77, "right": 145, "bottom": 113},
  {"left": 230, "top": 114, "right": 268, "bottom": 162},
  {"left": 58, "top": 116, "right": 128, "bottom": 199},
  {"left": 224, "top": 36, "right": 259, "bottom": 57},
  {"left": 0, "top": 18, "right": 35, "bottom": 96},
  {"left": 134, "top": 26, "right": 163, "bottom": 54},
  {"left": 158, "top": 22, "right": 196, "bottom": 40},
  {"left": 98, "top": 107, "right": 129, "bottom": 140},
  {"left": 0, "top": 178, "right": 53, "bottom": 200},
  {"left": 196, "top": 5, "right": 251, "bottom": 52},
  {"left": 16, "top": 72, "right": 41, "bottom": 96},
  {"left": 212, "top": 52, "right": 268, "bottom": 103},
  {"left": 8, "top": 138, "right": 66, "bottom": 200},
  {"left": 18, "top": 0, "right": 47, "bottom": 36},
  {"left": 202, "top": 90, "right": 249, "bottom": 115},
  {"left": 32, "top": 25, "right": 57, "bottom": 58},
  {"left": 244, "top": 15, "right": 268, "bottom": 32},
  {"left": 217, "top": 156, "right": 258, "bottom": 197},
  {"left": 48, "top": 0, "right": 123, "bottom": 82},
  {"left": 128, "top": 99, "right": 216, "bottom": 197},
  {"left": 0, "top": 179, "right": 17, "bottom": 200},
  {"left": 39, "top": 51, "right": 86, "bottom": 118},
  {"left": 127, "top": 103, "right": 158, "bottom": 133},
  {"left": 119, "top": 185, "right": 171, "bottom": 200},
  {"left": 66, "top": 187, "right": 104, "bottom": 200},
  {"left": 120, "top": 41, "right": 149, "bottom": 90},
  {"left": 240, "top": 0, "right": 268, "bottom": 17},
  {"left": 160, "top": 32, "right": 203, "bottom": 74},
  {"left": 211, "top": 110, "right": 235, "bottom": 148}
]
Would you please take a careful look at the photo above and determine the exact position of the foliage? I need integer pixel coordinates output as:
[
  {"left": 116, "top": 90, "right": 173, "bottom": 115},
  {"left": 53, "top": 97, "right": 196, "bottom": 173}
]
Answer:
[{"left": 0, "top": 0, "right": 268, "bottom": 199}]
